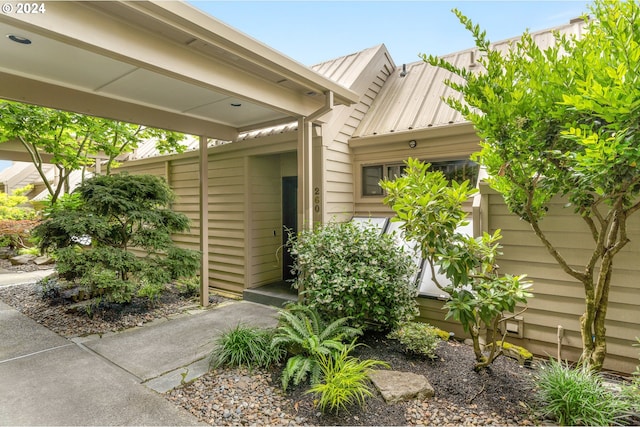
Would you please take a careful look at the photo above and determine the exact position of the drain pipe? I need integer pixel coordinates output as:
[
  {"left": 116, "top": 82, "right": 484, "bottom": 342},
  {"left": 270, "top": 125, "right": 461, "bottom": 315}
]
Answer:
[{"left": 298, "top": 91, "right": 334, "bottom": 231}]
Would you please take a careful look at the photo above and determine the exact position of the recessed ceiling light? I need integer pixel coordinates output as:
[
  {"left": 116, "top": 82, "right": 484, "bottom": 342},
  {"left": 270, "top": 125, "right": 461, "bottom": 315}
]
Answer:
[
  {"left": 230, "top": 103, "right": 242, "bottom": 107},
  {"left": 7, "top": 34, "right": 32, "bottom": 45}
]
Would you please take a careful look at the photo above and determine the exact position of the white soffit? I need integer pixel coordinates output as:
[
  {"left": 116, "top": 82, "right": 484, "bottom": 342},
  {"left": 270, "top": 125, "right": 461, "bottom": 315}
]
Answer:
[
  {"left": 0, "top": 22, "right": 137, "bottom": 90},
  {"left": 0, "top": 1, "right": 358, "bottom": 139},
  {"left": 98, "top": 69, "right": 229, "bottom": 113}
]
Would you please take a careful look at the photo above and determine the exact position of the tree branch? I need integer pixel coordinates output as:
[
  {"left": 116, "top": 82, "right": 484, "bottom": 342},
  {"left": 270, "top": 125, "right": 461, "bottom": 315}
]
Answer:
[
  {"left": 17, "top": 136, "right": 54, "bottom": 198},
  {"left": 522, "top": 175, "right": 585, "bottom": 282}
]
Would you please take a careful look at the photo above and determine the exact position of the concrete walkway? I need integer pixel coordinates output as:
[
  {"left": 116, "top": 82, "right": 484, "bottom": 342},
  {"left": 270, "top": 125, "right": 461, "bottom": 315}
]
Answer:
[
  {"left": 0, "top": 285, "right": 279, "bottom": 426},
  {"left": 0, "top": 268, "right": 55, "bottom": 287}
]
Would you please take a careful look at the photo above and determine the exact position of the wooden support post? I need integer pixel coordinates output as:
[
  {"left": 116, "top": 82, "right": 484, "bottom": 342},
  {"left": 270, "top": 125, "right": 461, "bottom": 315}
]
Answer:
[{"left": 199, "top": 135, "right": 209, "bottom": 307}]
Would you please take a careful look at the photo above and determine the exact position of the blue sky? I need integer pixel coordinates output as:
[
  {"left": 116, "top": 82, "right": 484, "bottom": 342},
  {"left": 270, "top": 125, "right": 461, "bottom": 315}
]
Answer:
[{"left": 191, "top": 1, "right": 591, "bottom": 66}]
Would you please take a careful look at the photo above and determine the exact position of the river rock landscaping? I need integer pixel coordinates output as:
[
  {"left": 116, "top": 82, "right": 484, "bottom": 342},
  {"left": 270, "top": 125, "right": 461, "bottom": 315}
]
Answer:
[{"left": 0, "top": 270, "right": 542, "bottom": 426}]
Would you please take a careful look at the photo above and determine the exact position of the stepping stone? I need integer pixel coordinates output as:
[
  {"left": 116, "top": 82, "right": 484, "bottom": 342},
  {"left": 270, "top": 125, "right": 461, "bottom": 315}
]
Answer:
[
  {"left": 34, "top": 255, "right": 55, "bottom": 265},
  {"left": 369, "top": 369, "right": 435, "bottom": 404},
  {"left": 9, "top": 254, "right": 36, "bottom": 265}
]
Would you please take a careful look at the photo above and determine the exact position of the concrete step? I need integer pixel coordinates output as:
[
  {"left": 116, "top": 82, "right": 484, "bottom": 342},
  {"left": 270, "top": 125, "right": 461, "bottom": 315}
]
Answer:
[{"left": 242, "top": 281, "right": 297, "bottom": 308}]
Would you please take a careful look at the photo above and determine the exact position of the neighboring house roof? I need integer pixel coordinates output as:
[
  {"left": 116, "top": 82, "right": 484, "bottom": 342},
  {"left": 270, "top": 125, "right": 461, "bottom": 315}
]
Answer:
[
  {"left": 0, "top": 162, "right": 54, "bottom": 194},
  {"left": 0, "top": 161, "right": 87, "bottom": 201},
  {"left": 352, "top": 17, "right": 588, "bottom": 140}
]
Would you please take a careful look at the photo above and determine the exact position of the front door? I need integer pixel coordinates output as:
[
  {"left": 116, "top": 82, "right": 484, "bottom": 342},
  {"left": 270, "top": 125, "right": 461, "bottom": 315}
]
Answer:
[{"left": 282, "top": 176, "right": 297, "bottom": 281}]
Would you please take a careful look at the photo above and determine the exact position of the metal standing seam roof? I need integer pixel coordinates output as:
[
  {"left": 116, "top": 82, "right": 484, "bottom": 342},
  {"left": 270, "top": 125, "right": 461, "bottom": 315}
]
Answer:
[
  {"left": 235, "top": 45, "right": 389, "bottom": 142},
  {"left": 129, "top": 45, "right": 390, "bottom": 158},
  {"left": 129, "top": 17, "right": 587, "bottom": 159},
  {"left": 351, "top": 17, "right": 588, "bottom": 140}
]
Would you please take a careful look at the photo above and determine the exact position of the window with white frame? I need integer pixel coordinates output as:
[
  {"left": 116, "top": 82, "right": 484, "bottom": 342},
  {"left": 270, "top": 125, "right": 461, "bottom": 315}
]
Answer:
[{"left": 361, "top": 159, "right": 479, "bottom": 197}]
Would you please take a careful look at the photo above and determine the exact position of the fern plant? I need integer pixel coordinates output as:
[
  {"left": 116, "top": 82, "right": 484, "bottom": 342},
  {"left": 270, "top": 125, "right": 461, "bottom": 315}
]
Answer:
[
  {"left": 307, "top": 341, "right": 389, "bottom": 414},
  {"left": 271, "top": 304, "right": 362, "bottom": 390}
]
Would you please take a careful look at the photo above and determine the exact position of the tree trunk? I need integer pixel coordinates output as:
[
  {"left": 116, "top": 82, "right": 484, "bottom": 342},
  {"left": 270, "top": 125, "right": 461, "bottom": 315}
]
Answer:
[
  {"left": 470, "top": 325, "right": 487, "bottom": 369},
  {"left": 579, "top": 259, "right": 612, "bottom": 371}
]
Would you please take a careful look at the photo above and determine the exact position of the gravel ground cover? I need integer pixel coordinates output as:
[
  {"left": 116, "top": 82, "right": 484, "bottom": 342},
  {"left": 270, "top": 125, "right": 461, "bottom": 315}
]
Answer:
[
  {"left": 168, "top": 334, "right": 538, "bottom": 426},
  {"left": 0, "top": 271, "right": 541, "bottom": 426}
]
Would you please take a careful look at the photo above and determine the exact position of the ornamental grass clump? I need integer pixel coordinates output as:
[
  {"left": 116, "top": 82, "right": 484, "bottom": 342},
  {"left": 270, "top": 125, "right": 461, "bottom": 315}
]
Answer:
[
  {"left": 306, "top": 341, "right": 389, "bottom": 415},
  {"left": 209, "top": 324, "right": 283, "bottom": 370},
  {"left": 535, "top": 358, "right": 632, "bottom": 426},
  {"left": 288, "top": 221, "right": 419, "bottom": 331}
]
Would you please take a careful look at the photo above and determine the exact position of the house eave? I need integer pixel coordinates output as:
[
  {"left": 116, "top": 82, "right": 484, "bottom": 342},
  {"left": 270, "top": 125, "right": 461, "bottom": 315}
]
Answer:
[{"left": 349, "top": 122, "right": 475, "bottom": 148}]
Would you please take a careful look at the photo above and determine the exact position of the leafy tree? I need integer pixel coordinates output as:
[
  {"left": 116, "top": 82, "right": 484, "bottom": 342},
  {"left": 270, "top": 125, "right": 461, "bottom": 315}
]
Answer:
[
  {"left": 423, "top": 0, "right": 639, "bottom": 370},
  {"left": 0, "top": 219, "right": 39, "bottom": 249},
  {"left": 32, "top": 173, "right": 200, "bottom": 303},
  {"left": 0, "top": 100, "right": 187, "bottom": 203},
  {"left": 381, "top": 158, "right": 532, "bottom": 370}
]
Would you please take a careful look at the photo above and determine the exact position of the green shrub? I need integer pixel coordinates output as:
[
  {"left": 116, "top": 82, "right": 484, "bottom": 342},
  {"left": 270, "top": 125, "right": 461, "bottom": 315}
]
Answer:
[
  {"left": 535, "top": 359, "right": 632, "bottom": 426},
  {"left": 381, "top": 158, "right": 532, "bottom": 369},
  {"left": 175, "top": 276, "right": 200, "bottom": 298},
  {"left": 137, "top": 281, "right": 166, "bottom": 304},
  {"left": 623, "top": 338, "right": 640, "bottom": 415},
  {"left": 272, "top": 304, "right": 362, "bottom": 391},
  {"left": 289, "top": 221, "right": 419, "bottom": 331},
  {"left": 18, "top": 246, "right": 40, "bottom": 256},
  {"left": 307, "top": 341, "right": 389, "bottom": 414},
  {"left": 39, "top": 275, "right": 63, "bottom": 300},
  {"left": 387, "top": 322, "right": 441, "bottom": 358},
  {"left": 33, "top": 174, "right": 200, "bottom": 304},
  {"left": 209, "top": 324, "right": 283, "bottom": 370},
  {"left": 0, "top": 185, "right": 36, "bottom": 220}
]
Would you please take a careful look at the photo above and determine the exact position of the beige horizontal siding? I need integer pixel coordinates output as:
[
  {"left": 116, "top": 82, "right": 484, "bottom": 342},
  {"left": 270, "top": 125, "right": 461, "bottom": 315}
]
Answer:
[
  {"left": 353, "top": 130, "right": 479, "bottom": 217},
  {"left": 321, "top": 56, "right": 395, "bottom": 224},
  {"left": 202, "top": 153, "right": 245, "bottom": 293},
  {"left": 479, "top": 189, "right": 640, "bottom": 373}
]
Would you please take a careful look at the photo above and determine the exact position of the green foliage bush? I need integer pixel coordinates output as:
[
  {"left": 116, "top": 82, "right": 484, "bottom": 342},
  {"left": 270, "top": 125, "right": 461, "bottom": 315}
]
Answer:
[
  {"left": 535, "top": 359, "right": 632, "bottom": 426},
  {"left": 624, "top": 338, "right": 640, "bottom": 415},
  {"left": 272, "top": 304, "right": 362, "bottom": 391},
  {"left": 175, "top": 275, "right": 200, "bottom": 298},
  {"left": 33, "top": 173, "right": 200, "bottom": 304},
  {"left": 307, "top": 342, "right": 388, "bottom": 414},
  {"left": 0, "top": 185, "right": 36, "bottom": 220},
  {"left": 289, "top": 221, "right": 419, "bottom": 330},
  {"left": 387, "top": 322, "right": 441, "bottom": 359},
  {"left": 209, "top": 324, "right": 283, "bottom": 370}
]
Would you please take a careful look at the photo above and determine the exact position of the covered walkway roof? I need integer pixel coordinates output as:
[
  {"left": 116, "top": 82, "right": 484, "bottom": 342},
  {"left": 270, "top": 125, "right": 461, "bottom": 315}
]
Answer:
[
  {"left": 0, "top": 0, "right": 359, "bottom": 306},
  {"left": 0, "top": 1, "right": 358, "bottom": 140}
]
